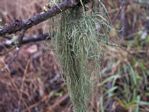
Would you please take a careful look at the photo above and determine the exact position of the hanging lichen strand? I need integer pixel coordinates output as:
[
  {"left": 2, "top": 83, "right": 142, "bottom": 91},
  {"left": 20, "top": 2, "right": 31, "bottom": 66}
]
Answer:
[{"left": 55, "top": 0, "right": 108, "bottom": 112}]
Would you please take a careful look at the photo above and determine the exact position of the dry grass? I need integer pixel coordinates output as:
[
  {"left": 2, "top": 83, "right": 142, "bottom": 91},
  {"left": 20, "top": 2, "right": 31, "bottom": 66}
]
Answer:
[{"left": 0, "top": 42, "right": 66, "bottom": 112}]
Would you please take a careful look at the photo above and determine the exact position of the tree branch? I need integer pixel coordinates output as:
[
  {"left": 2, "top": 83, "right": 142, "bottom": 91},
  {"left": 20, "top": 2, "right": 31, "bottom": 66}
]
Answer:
[
  {"left": 0, "top": 0, "right": 78, "bottom": 36},
  {"left": 0, "top": 33, "right": 50, "bottom": 52}
]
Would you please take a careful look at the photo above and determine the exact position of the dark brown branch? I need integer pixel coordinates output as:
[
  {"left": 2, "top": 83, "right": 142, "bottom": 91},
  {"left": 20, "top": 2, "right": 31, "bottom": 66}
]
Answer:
[
  {"left": 0, "top": 33, "right": 50, "bottom": 52},
  {"left": 0, "top": 0, "right": 78, "bottom": 36}
]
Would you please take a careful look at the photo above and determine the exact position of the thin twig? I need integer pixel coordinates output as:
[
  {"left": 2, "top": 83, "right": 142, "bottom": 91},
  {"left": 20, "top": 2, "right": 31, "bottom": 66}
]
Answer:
[{"left": 0, "top": 33, "right": 50, "bottom": 52}]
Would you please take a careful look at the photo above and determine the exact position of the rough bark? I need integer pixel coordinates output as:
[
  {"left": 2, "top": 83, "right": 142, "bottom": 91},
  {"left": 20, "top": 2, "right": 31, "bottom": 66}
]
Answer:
[{"left": 0, "top": 0, "right": 79, "bottom": 36}]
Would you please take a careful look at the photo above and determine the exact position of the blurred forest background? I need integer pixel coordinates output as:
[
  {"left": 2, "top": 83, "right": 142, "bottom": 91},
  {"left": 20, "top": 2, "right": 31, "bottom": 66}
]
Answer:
[{"left": 0, "top": 0, "right": 149, "bottom": 112}]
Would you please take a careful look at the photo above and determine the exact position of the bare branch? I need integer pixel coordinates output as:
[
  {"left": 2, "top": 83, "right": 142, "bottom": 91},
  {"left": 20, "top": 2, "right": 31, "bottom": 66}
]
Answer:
[
  {"left": 0, "top": 33, "right": 50, "bottom": 52},
  {"left": 0, "top": 0, "right": 78, "bottom": 36}
]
